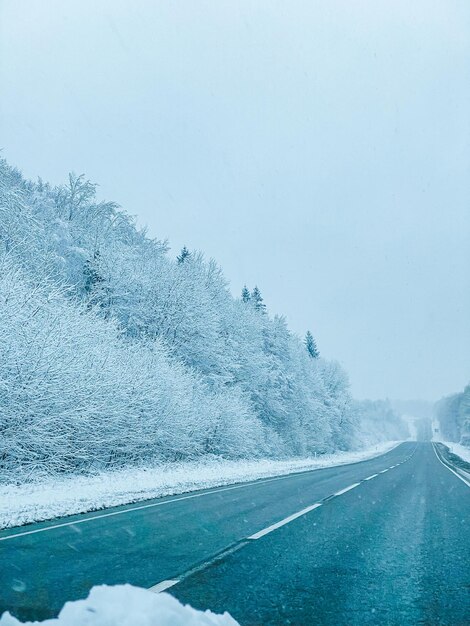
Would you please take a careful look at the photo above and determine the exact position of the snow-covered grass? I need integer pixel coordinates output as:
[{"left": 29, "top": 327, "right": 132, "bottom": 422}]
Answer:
[
  {"left": 442, "top": 441, "right": 470, "bottom": 464},
  {"left": 0, "top": 442, "right": 399, "bottom": 530},
  {"left": 0, "top": 585, "right": 239, "bottom": 625}
]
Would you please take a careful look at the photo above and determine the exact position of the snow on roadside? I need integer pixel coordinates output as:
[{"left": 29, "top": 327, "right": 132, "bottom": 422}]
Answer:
[
  {"left": 0, "top": 584, "right": 239, "bottom": 625},
  {"left": 442, "top": 441, "right": 470, "bottom": 464},
  {"left": 0, "top": 442, "right": 400, "bottom": 530}
]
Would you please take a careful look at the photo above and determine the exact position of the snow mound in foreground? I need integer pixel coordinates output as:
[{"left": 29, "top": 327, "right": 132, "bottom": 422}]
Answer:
[{"left": 0, "top": 585, "right": 239, "bottom": 626}]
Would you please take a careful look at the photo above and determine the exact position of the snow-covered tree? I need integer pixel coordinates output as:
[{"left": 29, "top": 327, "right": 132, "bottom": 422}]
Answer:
[
  {"left": 241, "top": 285, "right": 251, "bottom": 303},
  {"left": 352, "top": 399, "right": 409, "bottom": 447},
  {"left": 0, "top": 156, "right": 387, "bottom": 482},
  {"left": 305, "top": 331, "right": 319, "bottom": 359},
  {"left": 435, "top": 385, "right": 470, "bottom": 446},
  {"left": 251, "top": 286, "right": 266, "bottom": 313},
  {"left": 177, "top": 246, "right": 190, "bottom": 264}
]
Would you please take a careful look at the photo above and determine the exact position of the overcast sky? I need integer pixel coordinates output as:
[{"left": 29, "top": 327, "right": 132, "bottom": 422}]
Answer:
[{"left": 1, "top": 0, "right": 469, "bottom": 401}]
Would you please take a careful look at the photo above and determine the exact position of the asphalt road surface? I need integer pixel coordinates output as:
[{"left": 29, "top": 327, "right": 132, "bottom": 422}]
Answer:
[{"left": 1, "top": 442, "right": 469, "bottom": 625}]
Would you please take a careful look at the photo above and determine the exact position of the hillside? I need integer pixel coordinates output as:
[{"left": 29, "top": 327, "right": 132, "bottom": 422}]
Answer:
[
  {"left": 0, "top": 159, "right": 406, "bottom": 483},
  {"left": 435, "top": 384, "right": 470, "bottom": 446}
]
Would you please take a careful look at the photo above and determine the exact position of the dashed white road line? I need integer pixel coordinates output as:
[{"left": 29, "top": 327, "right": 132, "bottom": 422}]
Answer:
[
  {"left": 150, "top": 451, "right": 411, "bottom": 592},
  {"left": 149, "top": 579, "right": 180, "bottom": 593},
  {"left": 247, "top": 462, "right": 405, "bottom": 543},
  {"left": 248, "top": 503, "right": 322, "bottom": 540},
  {"left": 333, "top": 482, "right": 360, "bottom": 497},
  {"left": 0, "top": 446, "right": 403, "bottom": 542}
]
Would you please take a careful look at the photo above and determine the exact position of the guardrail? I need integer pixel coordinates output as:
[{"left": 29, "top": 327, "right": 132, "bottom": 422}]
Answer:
[{"left": 432, "top": 442, "right": 470, "bottom": 488}]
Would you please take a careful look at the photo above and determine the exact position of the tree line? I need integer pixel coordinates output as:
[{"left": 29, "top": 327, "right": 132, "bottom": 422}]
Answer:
[
  {"left": 435, "top": 384, "right": 470, "bottom": 446},
  {"left": 0, "top": 159, "right": 406, "bottom": 482}
]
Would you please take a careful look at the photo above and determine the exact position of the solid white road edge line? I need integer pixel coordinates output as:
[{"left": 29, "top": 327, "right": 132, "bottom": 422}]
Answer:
[
  {"left": 149, "top": 580, "right": 180, "bottom": 593},
  {"left": 0, "top": 471, "right": 370, "bottom": 542},
  {"left": 432, "top": 443, "right": 470, "bottom": 488},
  {"left": 248, "top": 503, "right": 323, "bottom": 540},
  {"left": 0, "top": 480, "right": 293, "bottom": 542},
  {"left": 0, "top": 444, "right": 405, "bottom": 542}
]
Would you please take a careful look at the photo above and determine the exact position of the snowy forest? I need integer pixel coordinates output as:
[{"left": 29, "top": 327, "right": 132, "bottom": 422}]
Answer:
[
  {"left": 435, "top": 384, "right": 470, "bottom": 446},
  {"left": 0, "top": 159, "right": 407, "bottom": 482}
]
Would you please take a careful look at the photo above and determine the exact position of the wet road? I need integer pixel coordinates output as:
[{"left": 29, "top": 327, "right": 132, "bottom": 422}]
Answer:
[{"left": 1, "top": 442, "right": 468, "bottom": 624}]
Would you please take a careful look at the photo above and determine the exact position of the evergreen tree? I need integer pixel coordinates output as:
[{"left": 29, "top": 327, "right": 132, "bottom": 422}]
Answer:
[
  {"left": 83, "top": 251, "right": 103, "bottom": 296},
  {"left": 305, "top": 330, "right": 319, "bottom": 358},
  {"left": 83, "top": 251, "right": 105, "bottom": 312},
  {"left": 251, "top": 286, "right": 266, "bottom": 313},
  {"left": 0, "top": 156, "right": 370, "bottom": 478},
  {"left": 177, "top": 246, "right": 190, "bottom": 264},
  {"left": 241, "top": 285, "right": 251, "bottom": 303},
  {"left": 83, "top": 251, "right": 113, "bottom": 316}
]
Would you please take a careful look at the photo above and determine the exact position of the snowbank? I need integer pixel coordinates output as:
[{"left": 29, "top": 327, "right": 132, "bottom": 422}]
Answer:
[
  {"left": 0, "top": 584, "right": 239, "bottom": 625},
  {"left": 442, "top": 441, "right": 470, "bottom": 464},
  {"left": 0, "top": 442, "right": 399, "bottom": 529}
]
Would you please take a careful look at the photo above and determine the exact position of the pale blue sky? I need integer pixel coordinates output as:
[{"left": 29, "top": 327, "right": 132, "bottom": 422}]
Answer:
[{"left": 1, "top": 0, "right": 469, "bottom": 400}]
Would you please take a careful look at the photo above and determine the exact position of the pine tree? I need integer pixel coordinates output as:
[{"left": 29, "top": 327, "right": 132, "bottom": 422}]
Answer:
[
  {"left": 241, "top": 285, "right": 251, "bottom": 303},
  {"left": 177, "top": 246, "right": 190, "bottom": 264},
  {"left": 251, "top": 286, "right": 266, "bottom": 313},
  {"left": 83, "top": 251, "right": 104, "bottom": 298},
  {"left": 83, "top": 251, "right": 113, "bottom": 315},
  {"left": 305, "top": 330, "right": 319, "bottom": 358}
]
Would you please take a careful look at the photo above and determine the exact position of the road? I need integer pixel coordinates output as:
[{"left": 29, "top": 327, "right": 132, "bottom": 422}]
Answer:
[{"left": 1, "top": 442, "right": 469, "bottom": 625}]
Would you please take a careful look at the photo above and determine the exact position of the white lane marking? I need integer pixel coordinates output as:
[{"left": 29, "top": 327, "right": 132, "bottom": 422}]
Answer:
[
  {"left": 432, "top": 443, "right": 470, "bottom": 488},
  {"left": 149, "top": 579, "right": 180, "bottom": 593},
  {"left": 0, "top": 471, "right": 354, "bottom": 542},
  {"left": 0, "top": 445, "right": 407, "bottom": 542},
  {"left": 379, "top": 469, "right": 388, "bottom": 474},
  {"left": 333, "top": 482, "right": 360, "bottom": 497},
  {"left": 248, "top": 503, "right": 322, "bottom": 540},
  {"left": 153, "top": 451, "right": 412, "bottom": 582},
  {"left": 249, "top": 459, "right": 409, "bottom": 542}
]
